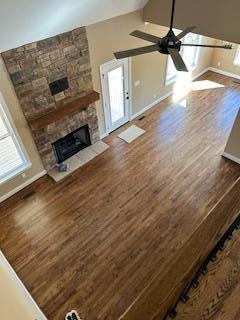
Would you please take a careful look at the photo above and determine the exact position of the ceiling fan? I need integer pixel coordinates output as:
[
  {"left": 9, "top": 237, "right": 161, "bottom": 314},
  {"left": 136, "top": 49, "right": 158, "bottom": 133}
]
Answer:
[{"left": 114, "top": 0, "right": 232, "bottom": 72}]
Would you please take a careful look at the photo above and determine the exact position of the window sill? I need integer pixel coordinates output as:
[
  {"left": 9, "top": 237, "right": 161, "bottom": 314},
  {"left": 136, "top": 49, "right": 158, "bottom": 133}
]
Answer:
[
  {"left": 165, "top": 76, "right": 177, "bottom": 86},
  {"left": 0, "top": 162, "right": 32, "bottom": 185}
]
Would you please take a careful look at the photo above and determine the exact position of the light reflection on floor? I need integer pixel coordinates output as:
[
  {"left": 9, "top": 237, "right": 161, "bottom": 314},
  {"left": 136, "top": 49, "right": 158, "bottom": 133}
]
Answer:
[
  {"left": 173, "top": 72, "right": 192, "bottom": 103},
  {"left": 173, "top": 72, "right": 225, "bottom": 107},
  {"left": 191, "top": 80, "right": 225, "bottom": 91},
  {"left": 178, "top": 99, "right": 187, "bottom": 108}
]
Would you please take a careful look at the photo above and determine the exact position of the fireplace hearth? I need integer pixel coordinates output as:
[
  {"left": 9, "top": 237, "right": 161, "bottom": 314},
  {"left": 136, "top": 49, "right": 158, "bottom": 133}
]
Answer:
[{"left": 53, "top": 125, "right": 91, "bottom": 164}]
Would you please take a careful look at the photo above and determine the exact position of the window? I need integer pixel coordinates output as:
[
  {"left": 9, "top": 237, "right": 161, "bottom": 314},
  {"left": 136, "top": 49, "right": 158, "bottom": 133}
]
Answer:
[
  {"left": 166, "top": 32, "right": 201, "bottom": 85},
  {"left": 0, "top": 93, "right": 30, "bottom": 184},
  {"left": 234, "top": 46, "right": 240, "bottom": 66}
]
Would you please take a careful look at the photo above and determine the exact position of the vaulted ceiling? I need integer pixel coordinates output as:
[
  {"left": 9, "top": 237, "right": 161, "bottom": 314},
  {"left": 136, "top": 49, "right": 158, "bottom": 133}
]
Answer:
[
  {"left": 1, "top": 0, "right": 239, "bottom": 53},
  {"left": 0, "top": 0, "right": 148, "bottom": 52},
  {"left": 144, "top": 0, "right": 240, "bottom": 44}
]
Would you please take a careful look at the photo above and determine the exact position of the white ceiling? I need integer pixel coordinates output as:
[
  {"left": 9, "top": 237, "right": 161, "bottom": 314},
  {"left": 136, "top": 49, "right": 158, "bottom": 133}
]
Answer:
[{"left": 0, "top": 0, "right": 148, "bottom": 52}]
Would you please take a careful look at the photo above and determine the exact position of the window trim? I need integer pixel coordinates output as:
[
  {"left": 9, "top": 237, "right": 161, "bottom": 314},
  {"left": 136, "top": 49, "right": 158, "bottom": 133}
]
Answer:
[
  {"left": 165, "top": 33, "right": 202, "bottom": 86},
  {"left": 233, "top": 46, "right": 240, "bottom": 66},
  {"left": 165, "top": 56, "right": 177, "bottom": 86},
  {"left": 0, "top": 92, "right": 31, "bottom": 185}
]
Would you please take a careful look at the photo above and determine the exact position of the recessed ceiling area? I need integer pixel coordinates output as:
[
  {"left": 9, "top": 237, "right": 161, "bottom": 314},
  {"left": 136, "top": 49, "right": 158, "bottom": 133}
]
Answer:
[
  {"left": 0, "top": 0, "right": 148, "bottom": 52},
  {"left": 144, "top": 0, "right": 240, "bottom": 44}
]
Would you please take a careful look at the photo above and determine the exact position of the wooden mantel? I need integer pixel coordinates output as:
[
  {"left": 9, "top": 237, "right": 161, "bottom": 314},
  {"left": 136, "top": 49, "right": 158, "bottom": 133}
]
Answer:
[{"left": 28, "top": 90, "right": 100, "bottom": 129}]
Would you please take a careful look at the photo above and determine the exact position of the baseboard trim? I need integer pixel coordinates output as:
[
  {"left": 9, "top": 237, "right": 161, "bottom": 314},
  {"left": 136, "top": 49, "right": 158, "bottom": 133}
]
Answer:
[
  {"left": 208, "top": 67, "right": 240, "bottom": 80},
  {"left": 0, "top": 170, "right": 47, "bottom": 204},
  {"left": 222, "top": 152, "right": 240, "bottom": 165},
  {"left": 100, "top": 132, "right": 109, "bottom": 139},
  {"left": 192, "top": 67, "right": 210, "bottom": 80},
  {"left": 130, "top": 67, "right": 209, "bottom": 121},
  {"left": 130, "top": 91, "right": 173, "bottom": 120}
]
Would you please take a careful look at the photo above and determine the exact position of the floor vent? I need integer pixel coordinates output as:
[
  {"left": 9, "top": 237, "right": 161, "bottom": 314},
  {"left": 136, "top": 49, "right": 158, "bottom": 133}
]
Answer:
[
  {"left": 22, "top": 191, "right": 35, "bottom": 200},
  {"left": 138, "top": 115, "right": 146, "bottom": 121}
]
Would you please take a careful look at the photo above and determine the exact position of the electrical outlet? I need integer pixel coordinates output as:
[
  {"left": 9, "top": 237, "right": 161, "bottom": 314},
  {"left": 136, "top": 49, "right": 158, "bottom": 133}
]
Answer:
[
  {"left": 153, "top": 94, "right": 157, "bottom": 99},
  {"left": 22, "top": 173, "right": 26, "bottom": 179},
  {"left": 217, "top": 61, "right": 221, "bottom": 67}
]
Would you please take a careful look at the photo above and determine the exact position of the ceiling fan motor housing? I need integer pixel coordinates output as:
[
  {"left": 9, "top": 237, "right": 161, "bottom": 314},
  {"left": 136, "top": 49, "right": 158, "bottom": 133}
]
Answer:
[
  {"left": 113, "top": 0, "right": 231, "bottom": 71},
  {"left": 159, "top": 30, "right": 181, "bottom": 55}
]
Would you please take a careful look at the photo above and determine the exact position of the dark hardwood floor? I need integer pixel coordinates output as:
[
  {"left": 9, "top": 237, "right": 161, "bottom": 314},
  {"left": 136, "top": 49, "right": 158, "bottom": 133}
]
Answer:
[{"left": 0, "top": 71, "right": 240, "bottom": 320}]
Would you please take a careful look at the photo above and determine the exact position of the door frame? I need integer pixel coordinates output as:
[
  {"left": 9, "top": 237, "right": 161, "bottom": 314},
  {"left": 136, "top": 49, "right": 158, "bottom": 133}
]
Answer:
[{"left": 100, "top": 58, "right": 132, "bottom": 134}]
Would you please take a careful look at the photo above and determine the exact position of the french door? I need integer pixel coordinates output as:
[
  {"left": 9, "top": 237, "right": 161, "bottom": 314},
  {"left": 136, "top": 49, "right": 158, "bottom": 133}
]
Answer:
[{"left": 100, "top": 58, "right": 130, "bottom": 133}]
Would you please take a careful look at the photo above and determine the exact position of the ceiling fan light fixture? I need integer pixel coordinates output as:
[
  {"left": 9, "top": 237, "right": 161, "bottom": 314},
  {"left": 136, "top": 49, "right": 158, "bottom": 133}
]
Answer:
[{"left": 114, "top": 0, "right": 232, "bottom": 72}]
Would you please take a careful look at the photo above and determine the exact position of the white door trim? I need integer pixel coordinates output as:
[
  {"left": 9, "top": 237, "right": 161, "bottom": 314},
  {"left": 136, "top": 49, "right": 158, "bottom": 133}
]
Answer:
[{"left": 100, "top": 58, "right": 131, "bottom": 134}]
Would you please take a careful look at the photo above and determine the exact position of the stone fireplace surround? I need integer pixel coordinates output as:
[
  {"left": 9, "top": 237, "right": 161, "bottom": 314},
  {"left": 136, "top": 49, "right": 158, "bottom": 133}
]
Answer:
[
  {"left": 2, "top": 26, "right": 100, "bottom": 171},
  {"left": 30, "top": 100, "right": 99, "bottom": 170}
]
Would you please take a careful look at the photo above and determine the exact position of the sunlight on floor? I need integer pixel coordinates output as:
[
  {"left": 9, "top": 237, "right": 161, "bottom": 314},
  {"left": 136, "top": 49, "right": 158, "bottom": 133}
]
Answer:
[
  {"left": 172, "top": 71, "right": 192, "bottom": 103},
  {"left": 173, "top": 72, "right": 225, "bottom": 105},
  {"left": 178, "top": 99, "right": 187, "bottom": 108},
  {"left": 191, "top": 80, "right": 225, "bottom": 91}
]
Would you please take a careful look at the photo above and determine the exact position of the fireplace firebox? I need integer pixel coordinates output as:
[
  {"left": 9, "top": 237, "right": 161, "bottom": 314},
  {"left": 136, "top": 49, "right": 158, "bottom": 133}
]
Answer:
[{"left": 52, "top": 124, "right": 91, "bottom": 164}]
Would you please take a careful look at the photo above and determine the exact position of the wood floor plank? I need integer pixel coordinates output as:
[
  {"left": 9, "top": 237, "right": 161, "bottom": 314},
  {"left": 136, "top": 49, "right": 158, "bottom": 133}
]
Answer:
[
  {"left": 121, "top": 178, "right": 240, "bottom": 320},
  {"left": 0, "top": 72, "right": 240, "bottom": 320}
]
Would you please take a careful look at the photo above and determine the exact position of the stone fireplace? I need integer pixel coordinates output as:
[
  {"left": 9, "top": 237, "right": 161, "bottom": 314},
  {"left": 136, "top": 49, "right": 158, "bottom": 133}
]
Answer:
[{"left": 2, "top": 27, "right": 100, "bottom": 171}]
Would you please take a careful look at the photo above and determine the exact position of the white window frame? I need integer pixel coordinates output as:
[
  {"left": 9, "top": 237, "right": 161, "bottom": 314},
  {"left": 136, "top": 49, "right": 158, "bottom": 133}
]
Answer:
[
  {"left": 165, "top": 32, "right": 202, "bottom": 86},
  {"left": 165, "top": 57, "right": 178, "bottom": 86},
  {"left": 234, "top": 46, "right": 240, "bottom": 66},
  {"left": 0, "top": 92, "right": 31, "bottom": 185}
]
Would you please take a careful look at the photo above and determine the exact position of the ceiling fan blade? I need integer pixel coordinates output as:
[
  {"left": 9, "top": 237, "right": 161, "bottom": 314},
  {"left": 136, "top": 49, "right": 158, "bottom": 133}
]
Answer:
[
  {"left": 181, "top": 43, "right": 233, "bottom": 49},
  {"left": 168, "top": 48, "right": 188, "bottom": 72},
  {"left": 114, "top": 44, "right": 159, "bottom": 59},
  {"left": 177, "top": 26, "right": 196, "bottom": 39},
  {"left": 130, "top": 30, "right": 161, "bottom": 43}
]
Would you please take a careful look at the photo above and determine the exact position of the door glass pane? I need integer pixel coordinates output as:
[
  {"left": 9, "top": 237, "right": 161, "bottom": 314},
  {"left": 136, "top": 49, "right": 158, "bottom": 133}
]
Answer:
[
  {"left": 108, "top": 66, "right": 125, "bottom": 123},
  {"left": 0, "top": 116, "right": 8, "bottom": 137}
]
